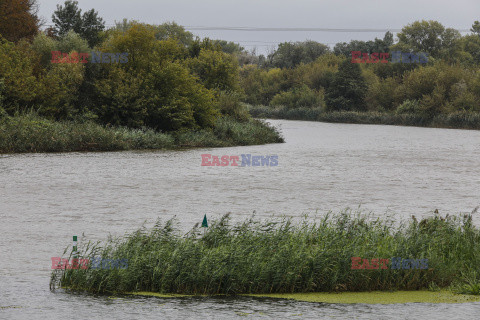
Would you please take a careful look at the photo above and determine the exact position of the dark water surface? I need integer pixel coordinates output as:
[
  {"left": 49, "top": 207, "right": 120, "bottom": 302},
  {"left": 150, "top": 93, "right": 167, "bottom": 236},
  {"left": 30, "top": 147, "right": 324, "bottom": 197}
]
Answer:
[{"left": 1, "top": 120, "right": 480, "bottom": 319}]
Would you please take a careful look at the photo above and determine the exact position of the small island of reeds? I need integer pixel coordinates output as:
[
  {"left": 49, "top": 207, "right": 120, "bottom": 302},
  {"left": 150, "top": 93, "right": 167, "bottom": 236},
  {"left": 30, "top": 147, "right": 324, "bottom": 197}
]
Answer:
[{"left": 51, "top": 210, "right": 480, "bottom": 303}]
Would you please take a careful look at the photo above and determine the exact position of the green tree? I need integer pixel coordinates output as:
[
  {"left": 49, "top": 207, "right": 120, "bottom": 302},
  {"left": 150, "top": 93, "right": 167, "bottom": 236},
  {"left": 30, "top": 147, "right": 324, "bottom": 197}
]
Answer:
[
  {"left": 396, "top": 20, "right": 460, "bottom": 57},
  {"left": 325, "top": 60, "right": 367, "bottom": 111},
  {"left": 471, "top": 21, "right": 480, "bottom": 36},
  {"left": 93, "top": 67, "right": 147, "bottom": 128},
  {"left": 292, "top": 53, "right": 342, "bottom": 90},
  {"left": 153, "top": 22, "right": 194, "bottom": 46},
  {"left": 189, "top": 49, "right": 239, "bottom": 91},
  {"left": 102, "top": 23, "right": 158, "bottom": 70},
  {"left": 334, "top": 32, "right": 393, "bottom": 56},
  {"left": 211, "top": 40, "right": 245, "bottom": 54},
  {"left": 141, "top": 62, "right": 217, "bottom": 131},
  {"left": 365, "top": 77, "right": 398, "bottom": 111},
  {"left": 31, "top": 32, "right": 58, "bottom": 67},
  {"left": 80, "top": 8, "right": 105, "bottom": 47},
  {"left": 36, "top": 59, "right": 85, "bottom": 119},
  {"left": 57, "top": 30, "right": 90, "bottom": 54},
  {"left": 269, "top": 41, "right": 330, "bottom": 68},
  {"left": 51, "top": 1, "right": 82, "bottom": 37},
  {"left": 0, "top": 38, "right": 40, "bottom": 111},
  {"left": 93, "top": 23, "right": 219, "bottom": 131},
  {"left": 52, "top": 0, "right": 105, "bottom": 47},
  {"left": 461, "top": 34, "right": 480, "bottom": 64}
]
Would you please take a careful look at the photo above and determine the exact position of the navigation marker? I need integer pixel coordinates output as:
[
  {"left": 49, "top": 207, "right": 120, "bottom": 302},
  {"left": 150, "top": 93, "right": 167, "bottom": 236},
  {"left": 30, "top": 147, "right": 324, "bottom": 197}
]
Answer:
[
  {"left": 202, "top": 215, "right": 208, "bottom": 228},
  {"left": 73, "top": 236, "right": 78, "bottom": 258}
]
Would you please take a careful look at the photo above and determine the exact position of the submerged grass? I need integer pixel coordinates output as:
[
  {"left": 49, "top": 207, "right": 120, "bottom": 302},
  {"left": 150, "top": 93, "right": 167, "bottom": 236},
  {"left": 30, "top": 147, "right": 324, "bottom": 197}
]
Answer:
[
  {"left": 246, "top": 291, "right": 480, "bottom": 304},
  {"left": 0, "top": 114, "right": 283, "bottom": 153},
  {"left": 54, "top": 210, "right": 480, "bottom": 297},
  {"left": 248, "top": 105, "right": 480, "bottom": 130},
  {"left": 122, "top": 290, "right": 480, "bottom": 304}
]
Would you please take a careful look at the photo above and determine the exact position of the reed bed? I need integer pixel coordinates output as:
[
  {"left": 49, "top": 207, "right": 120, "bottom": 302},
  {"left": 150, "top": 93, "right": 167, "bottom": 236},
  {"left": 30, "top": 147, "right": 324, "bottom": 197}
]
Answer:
[
  {"left": 248, "top": 105, "right": 480, "bottom": 130},
  {"left": 54, "top": 210, "right": 480, "bottom": 295},
  {"left": 0, "top": 114, "right": 283, "bottom": 153}
]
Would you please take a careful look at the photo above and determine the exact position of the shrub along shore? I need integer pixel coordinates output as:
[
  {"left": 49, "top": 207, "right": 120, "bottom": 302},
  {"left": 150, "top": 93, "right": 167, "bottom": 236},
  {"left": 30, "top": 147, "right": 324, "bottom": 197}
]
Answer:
[
  {"left": 0, "top": 113, "right": 283, "bottom": 153},
  {"left": 53, "top": 210, "right": 480, "bottom": 297},
  {"left": 248, "top": 105, "right": 480, "bottom": 130}
]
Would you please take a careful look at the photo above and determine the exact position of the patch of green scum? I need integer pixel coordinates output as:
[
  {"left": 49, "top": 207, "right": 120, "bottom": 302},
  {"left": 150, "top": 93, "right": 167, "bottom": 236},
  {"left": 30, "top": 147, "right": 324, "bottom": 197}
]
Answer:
[
  {"left": 244, "top": 291, "right": 480, "bottom": 304},
  {"left": 126, "top": 292, "right": 194, "bottom": 298}
]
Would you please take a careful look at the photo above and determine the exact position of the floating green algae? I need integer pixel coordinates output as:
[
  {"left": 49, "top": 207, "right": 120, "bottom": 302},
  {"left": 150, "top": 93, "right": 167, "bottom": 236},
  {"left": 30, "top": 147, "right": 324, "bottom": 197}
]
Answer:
[
  {"left": 127, "top": 292, "right": 193, "bottom": 298},
  {"left": 123, "top": 290, "right": 480, "bottom": 304},
  {"left": 245, "top": 291, "right": 480, "bottom": 304}
]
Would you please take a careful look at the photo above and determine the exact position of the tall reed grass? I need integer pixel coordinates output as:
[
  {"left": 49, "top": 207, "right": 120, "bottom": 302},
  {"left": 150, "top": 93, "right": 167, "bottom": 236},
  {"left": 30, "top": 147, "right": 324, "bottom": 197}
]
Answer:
[
  {"left": 54, "top": 210, "right": 480, "bottom": 295},
  {"left": 0, "top": 114, "right": 283, "bottom": 153},
  {"left": 248, "top": 105, "right": 480, "bottom": 130}
]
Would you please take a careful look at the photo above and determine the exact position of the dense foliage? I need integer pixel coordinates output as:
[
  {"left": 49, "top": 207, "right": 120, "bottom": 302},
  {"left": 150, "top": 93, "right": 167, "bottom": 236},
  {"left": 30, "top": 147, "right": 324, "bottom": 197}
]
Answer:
[
  {"left": 0, "top": 1, "right": 288, "bottom": 154},
  {"left": 240, "top": 20, "right": 480, "bottom": 127},
  {"left": 1, "top": 1, "right": 479, "bottom": 152},
  {"left": 54, "top": 210, "right": 480, "bottom": 295},
  {"left": 0, "top": 113, "right": 283, "bottom": 153}
]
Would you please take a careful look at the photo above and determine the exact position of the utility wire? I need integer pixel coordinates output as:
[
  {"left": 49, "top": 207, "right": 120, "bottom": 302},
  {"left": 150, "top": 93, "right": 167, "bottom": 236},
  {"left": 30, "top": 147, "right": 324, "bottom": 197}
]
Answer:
[{"left": 41, "top": 24, "right": 472, "bottom": 33}]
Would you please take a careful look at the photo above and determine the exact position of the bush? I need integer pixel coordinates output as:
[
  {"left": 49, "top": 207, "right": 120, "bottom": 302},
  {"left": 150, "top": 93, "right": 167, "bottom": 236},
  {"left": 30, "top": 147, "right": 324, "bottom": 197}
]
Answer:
[
  {"left": 189, "top": 48, "right": 239, "bottom": 91},
  {"left": 270, "top": 85, "right": 324, "bottom": 109},
  {"left": 396, "top": 99, "right": 420, "bottom": 114},
  {"left": 213, "top": 117, "right": 284, "bottom": 145},
  {"left": 216, "top": 91, "right": 250, "bottom": 122},
  {"left": 366, "top": 77, "right": 399, "bottom": 111}
]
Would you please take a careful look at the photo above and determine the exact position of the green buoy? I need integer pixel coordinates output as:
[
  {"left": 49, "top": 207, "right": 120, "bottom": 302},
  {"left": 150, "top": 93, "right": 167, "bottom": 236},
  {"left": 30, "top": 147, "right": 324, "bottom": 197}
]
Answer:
[
  {"left": 201, "top": 215, "right": 208, "bottom": 228},
  {"left": 73, "top": 235, "right": 78, "bottom": 258}
]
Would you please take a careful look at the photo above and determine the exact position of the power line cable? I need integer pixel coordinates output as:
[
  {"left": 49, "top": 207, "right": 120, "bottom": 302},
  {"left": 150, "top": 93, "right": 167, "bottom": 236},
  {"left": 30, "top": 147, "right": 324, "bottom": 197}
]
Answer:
[{"left": 41, "top": 24, "right": 472, "bottom": 33}]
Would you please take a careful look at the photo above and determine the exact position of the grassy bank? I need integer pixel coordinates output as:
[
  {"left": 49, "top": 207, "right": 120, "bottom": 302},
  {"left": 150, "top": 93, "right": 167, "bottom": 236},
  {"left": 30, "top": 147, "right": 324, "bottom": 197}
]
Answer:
[
  {"left": 53, "top": 210, "right": 480, "bottom": 296},
  {"left": 248, "top": 105, "right": 480, "bottom": 130},
  {"left": 0, "top": 114, "right": 283, "bottom": 153}
]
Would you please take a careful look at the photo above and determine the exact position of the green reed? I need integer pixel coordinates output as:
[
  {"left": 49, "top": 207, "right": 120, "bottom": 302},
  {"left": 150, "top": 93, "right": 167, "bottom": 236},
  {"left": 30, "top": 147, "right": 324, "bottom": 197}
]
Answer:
[
  {"left": 54, "top": 209, "right": 480, "bottom": 295},
  {"left": 0, "top": 113, "right": 283, "bottom": 153},
  {"left": 248, "top": 105, "right": 480, "bottom": 130}
]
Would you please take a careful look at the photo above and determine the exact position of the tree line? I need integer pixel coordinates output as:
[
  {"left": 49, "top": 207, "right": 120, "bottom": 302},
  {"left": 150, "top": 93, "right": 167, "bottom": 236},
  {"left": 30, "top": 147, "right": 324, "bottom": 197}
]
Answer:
[
  {"left": 1, "top": 0, "right": 480, "bottom": 132},
  {"left": 0, "top": 0, "right": 248, "bottom": 133}
]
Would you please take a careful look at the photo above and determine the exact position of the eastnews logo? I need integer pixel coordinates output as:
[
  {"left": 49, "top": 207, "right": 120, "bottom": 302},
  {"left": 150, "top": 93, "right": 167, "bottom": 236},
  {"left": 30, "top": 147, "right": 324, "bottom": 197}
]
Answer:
[
  {"left": 51, "top": 51, "right": 129, "bottom": 64},
  {"left": 351, "top": 51, "right": 428, "bottom": 64},
  {"left": 351, "top": 257, "right": 428, "bottom": 270},
  {"left": 201, "top": 154, "right": 278, "bottom": 167},
  {"left": 51, "top": 257, "right": 128, "bottom": 269}
]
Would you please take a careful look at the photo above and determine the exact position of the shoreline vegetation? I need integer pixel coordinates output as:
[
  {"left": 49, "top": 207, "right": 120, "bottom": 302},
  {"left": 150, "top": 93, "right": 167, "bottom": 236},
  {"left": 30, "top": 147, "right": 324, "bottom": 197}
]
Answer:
[
  {"left": 52, "top": 210, "right": 480, "bottom": 301},
  {"left": 248, "top": 105, "right": 480, "bottom": 130},
  {"left": 0, "top": 113, "right": 283, "bottom": 153},
  {"left": 3, "top": 12, "right": 480, "bottom": 152}
]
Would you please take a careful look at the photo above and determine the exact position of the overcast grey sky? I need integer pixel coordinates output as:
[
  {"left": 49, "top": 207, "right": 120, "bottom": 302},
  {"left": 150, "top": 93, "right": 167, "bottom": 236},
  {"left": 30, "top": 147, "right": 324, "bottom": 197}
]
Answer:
[{"left": 38, "top": 0, "right": 480, "bottom": 54}]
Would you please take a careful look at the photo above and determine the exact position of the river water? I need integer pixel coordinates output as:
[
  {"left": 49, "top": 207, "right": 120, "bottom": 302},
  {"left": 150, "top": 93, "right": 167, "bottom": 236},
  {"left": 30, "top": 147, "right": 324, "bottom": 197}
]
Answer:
[{"left": 1, "top": 119, "right": 480, "bottom": 319}]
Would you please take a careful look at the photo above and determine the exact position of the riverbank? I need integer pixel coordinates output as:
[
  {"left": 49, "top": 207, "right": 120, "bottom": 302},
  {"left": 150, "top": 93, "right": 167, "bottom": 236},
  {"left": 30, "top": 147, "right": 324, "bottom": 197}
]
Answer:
[
  {"left": 53, "top": 210, "right": 480, "bottom": 297},
  {"left": 0, "top": 114, "right": 284, "bottom": 153},
  {"left": 248, "top": 105, "right": 480, "bottom": 130}
]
